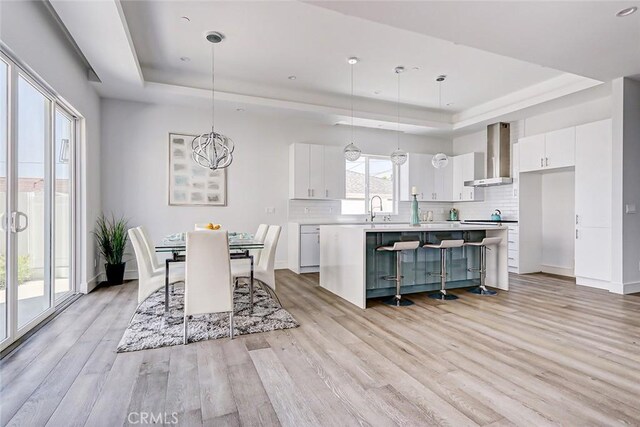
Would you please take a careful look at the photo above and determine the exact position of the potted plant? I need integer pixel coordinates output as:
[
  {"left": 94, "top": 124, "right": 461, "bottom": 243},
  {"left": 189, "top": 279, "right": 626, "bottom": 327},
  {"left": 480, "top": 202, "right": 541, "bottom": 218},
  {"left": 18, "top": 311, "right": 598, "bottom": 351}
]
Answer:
[{"left": 95, "top": 214, "right": 129, "bottom": 285}]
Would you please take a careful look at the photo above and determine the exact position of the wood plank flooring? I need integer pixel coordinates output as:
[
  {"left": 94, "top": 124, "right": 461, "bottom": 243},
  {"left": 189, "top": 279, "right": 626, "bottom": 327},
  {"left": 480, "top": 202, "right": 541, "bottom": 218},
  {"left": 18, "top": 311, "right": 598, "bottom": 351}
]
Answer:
[{"left": 2, "top": 271, "right": 640, "bottom": 426}]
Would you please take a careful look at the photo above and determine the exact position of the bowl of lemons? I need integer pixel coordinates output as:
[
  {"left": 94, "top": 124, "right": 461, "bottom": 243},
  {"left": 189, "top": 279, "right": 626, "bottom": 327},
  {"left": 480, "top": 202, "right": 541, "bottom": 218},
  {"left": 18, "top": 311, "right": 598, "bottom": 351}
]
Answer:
[{"left": 206, "top": 223, "right": 221, "bottom": 230}]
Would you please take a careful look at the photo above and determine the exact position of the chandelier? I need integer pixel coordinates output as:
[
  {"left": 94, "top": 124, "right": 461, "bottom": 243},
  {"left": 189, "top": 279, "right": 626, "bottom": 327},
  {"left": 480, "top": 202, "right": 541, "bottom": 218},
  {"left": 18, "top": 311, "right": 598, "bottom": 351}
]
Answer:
[{"left": 192, "top": 31, "right": 234, "bottom": 171}]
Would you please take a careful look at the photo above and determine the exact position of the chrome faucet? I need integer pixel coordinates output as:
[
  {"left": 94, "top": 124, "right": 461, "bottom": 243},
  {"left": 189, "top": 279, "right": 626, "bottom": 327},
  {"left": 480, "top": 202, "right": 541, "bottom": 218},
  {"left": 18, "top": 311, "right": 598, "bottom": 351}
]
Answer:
[{"left": 369, "top": 195, "right": 383, "bottom": 222}]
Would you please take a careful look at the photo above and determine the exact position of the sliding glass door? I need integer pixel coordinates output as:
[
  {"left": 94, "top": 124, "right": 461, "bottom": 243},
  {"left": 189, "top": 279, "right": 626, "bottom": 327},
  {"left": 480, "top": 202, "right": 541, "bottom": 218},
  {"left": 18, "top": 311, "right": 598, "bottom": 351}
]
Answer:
[
  {"left": 0, "top": 50, "right": 77, "bottom": 351},
  {"left": 0, "top": 58, "right": 7, "bottom": 343}
]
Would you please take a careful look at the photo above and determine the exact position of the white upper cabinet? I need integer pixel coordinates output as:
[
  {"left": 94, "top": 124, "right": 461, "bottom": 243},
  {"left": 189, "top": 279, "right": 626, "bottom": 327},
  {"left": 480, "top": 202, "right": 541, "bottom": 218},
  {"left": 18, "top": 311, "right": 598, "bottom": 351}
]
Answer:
[
  {"left": 452, "top": 152, "right": 484, "bottom": 201},
  {"left": 519, "top": 126, "right": 575, "bottom": 173},
  {"left": 518, "top": 134, "right": 546, "bottom": 172},
  {"left": 575, "top": 119, "right": 612, "bottom": 228},
  {"left": 434, "top": 163, "right": 453, "bottom": 201},
  {"left": 323, "top": 145, "right": 346, "bottom": 200},
  {"left": 399, "top": 152, "right": 483, "bottom": 202},
  {"left": 289, "top": 143, "right": 346, "bottom": 200},
  {"left": 399, "top": 153, "right": 435, "bottom": 201},
  {"left": 544, "top": 127, "right": 575, "bottom": 169}
]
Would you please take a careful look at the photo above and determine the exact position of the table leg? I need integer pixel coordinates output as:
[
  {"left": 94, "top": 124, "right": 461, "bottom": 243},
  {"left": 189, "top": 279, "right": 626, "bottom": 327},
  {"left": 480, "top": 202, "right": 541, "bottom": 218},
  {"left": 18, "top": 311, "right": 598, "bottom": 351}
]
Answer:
[
  {"left": 165, "top": 259, "right": 170, "bottom": 313},
  {"left": 249, "top": 254, "right": 254, "bottom": 315}
]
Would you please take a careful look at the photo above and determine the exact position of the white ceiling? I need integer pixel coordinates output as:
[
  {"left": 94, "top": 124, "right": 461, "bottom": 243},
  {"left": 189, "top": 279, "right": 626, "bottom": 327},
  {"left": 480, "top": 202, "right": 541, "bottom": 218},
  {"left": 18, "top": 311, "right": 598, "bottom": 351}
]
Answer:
[
  {"left": 119, "top": 0, "right": 569, "bottom": 114},
  {"left": 310, "top": 1, "right": 640, "bottom": 82}
]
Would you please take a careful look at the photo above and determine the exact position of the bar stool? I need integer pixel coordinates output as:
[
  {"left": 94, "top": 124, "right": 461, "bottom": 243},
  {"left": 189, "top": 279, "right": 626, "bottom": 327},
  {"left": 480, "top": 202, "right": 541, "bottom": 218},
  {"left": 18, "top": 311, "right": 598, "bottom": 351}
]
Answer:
[
  {"left": 377, "top": 241, "right": 421, "bottom": 306},
  {"left": 423, "top": 239, "right": 465, "bottom": 300},
  {"left": 464, "top": 237, "right": 502, "bottom": 296}
]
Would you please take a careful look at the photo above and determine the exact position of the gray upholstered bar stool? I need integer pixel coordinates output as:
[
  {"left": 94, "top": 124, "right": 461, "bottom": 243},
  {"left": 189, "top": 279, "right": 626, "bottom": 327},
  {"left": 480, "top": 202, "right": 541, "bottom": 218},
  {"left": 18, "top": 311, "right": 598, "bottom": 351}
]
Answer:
[
  {"left": 423, "top": 239, "right": 465, "bottom": 300},
  {"left": 377, "top": 240, "right": 421, "bottom": 306},
  {"left": 464, "top": 237, "right": 502, "bottom": 296}
]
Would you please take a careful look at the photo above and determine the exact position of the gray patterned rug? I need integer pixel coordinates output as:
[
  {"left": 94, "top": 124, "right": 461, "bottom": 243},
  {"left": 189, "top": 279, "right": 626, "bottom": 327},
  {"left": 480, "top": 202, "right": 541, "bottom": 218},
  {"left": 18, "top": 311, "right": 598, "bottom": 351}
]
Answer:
[{"left": 117, "top": 282, "right": 299, "bottom": 352}]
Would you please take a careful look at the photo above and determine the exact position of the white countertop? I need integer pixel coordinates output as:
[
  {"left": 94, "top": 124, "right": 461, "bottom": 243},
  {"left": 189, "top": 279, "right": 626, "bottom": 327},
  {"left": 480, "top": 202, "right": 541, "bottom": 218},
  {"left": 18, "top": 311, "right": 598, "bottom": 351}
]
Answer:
[{"left": 320, "top": 223, "right": 507, "bottom": 232}]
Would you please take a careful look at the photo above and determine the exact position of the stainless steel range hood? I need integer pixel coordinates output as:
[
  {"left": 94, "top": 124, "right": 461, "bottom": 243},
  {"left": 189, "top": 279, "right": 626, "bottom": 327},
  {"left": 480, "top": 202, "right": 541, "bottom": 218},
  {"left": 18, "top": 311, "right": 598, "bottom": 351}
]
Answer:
[{"left": 465, "top": 122, "right": 513, "bottom": 187}]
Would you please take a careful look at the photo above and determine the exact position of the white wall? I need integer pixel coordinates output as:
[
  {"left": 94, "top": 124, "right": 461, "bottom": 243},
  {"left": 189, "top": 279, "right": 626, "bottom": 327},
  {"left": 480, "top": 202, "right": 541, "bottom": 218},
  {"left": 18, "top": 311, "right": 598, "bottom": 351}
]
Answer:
[
  {"left": 0, "top": 1, "right": 101, "bottom": 292},
  {"left": 100, "top": 98, "right": 451, "bottom": 270},
  {"left": 611, "top": 78, "right": 640, "bottom": 294},
  {"left": 541, "top": 171, "right": 575, "bottom": 275}
]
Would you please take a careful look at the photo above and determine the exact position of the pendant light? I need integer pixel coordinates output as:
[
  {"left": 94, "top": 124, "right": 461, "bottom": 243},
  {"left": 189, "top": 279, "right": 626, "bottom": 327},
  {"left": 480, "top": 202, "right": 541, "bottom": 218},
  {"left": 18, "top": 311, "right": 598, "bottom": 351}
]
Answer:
[
  {"left": 432, "top": 74, "right": 449, "bottom": 169},
  {"left": 390, "top": 66, "right": 407, "bottom": 166},
  {"left": 192, "top": 31, "right": 234, "bottom": 171},
  {"left": 343, "top": 57, "right": 362, "bottom": 161}
]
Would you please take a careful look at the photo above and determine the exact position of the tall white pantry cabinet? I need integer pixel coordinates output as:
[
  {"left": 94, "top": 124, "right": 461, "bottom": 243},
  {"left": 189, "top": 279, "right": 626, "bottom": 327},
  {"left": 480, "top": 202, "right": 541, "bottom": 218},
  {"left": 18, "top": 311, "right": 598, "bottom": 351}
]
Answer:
[{"left": 574, "top": 119, "right": 612, "bottom": 286}]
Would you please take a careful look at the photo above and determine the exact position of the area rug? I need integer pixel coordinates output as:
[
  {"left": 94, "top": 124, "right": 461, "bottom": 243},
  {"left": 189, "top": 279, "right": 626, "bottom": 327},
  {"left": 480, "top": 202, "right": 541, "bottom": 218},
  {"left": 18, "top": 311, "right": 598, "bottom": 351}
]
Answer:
[{"left": 117, "top": 282, "right": 299, "bottom": 352}]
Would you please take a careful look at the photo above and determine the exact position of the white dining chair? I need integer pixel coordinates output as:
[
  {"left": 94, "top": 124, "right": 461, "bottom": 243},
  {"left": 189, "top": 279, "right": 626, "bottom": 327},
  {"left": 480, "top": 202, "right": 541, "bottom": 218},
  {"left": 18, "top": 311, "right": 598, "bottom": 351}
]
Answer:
[
  {"left": 232, "top": 225, "right": 281, "bottom": 298},
  {"left": 136, "top": 226, "right": 185, "bottom": 281},
  {"left": 129, "top": 228, "right": 165, "bottom": 304},
  {"left": 231, "top": 223, "right": 269, "bottom": 273},
  {"left": 252, "top": 223, "right": 269, "bottom": 264},
  {"left": 184, "top": 230, "right": 234, "bottom": 344}
]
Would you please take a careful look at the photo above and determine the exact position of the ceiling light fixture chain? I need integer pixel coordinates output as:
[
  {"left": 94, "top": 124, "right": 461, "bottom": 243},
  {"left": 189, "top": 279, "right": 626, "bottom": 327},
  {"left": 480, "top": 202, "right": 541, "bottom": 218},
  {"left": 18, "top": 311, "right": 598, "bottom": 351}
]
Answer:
[
  {"left": 390, "top": 66, "right": 407, "bottom": 166},
  {"left": 432, "top": 74, "right": 449, "bottom": 169},
  {"left": 343, "top": 56, "right": 362, "bottom": 161},
  {"left": 192, "top": 31, "right": 234, "bottom": 171}
]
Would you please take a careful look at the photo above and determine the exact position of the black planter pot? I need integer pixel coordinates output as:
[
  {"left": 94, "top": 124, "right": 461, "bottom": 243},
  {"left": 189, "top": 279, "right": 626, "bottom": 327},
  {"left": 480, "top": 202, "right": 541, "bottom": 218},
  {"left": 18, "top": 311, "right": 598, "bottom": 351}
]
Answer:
[{"left": 105, "top": 262, "right": 126, "bottom": 285}]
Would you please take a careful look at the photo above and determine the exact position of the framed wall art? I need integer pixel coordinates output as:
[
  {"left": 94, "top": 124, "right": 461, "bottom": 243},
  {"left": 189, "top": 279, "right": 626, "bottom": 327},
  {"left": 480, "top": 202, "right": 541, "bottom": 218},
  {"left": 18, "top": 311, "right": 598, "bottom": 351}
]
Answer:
[{"left": 168, "top": 133, "right": 227, "bottom": 206}]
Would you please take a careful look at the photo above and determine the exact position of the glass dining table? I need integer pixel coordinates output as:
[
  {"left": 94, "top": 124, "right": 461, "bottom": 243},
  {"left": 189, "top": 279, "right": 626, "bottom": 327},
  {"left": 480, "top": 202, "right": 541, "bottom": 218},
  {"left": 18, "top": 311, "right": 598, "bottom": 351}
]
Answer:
[{"left": 155, "top": 232, "right": 264, "bottom": 313}]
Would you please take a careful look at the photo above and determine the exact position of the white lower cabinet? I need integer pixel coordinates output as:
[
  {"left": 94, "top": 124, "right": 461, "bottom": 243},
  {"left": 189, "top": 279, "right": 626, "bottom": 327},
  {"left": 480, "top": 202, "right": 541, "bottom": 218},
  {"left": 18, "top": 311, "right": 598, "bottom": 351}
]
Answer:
[
  {"left": 288, "top": 223, "right": 321, "bottom": 273},
  {"left": 575, "top": 227, "right": 611, "bottom": 282},
  {"left": 300, "top": 230, "right": 320, "bottom": 267}
]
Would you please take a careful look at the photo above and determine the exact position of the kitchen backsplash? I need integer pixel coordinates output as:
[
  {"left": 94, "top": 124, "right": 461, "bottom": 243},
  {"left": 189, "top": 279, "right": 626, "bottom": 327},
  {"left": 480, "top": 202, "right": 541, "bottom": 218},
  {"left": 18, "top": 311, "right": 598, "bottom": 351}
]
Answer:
[
  {"left": 453, "top": 184, "right": 519, "bottom": 221},
  {"left": 288, "top": 199, "right": 452, "bottom": 223}
]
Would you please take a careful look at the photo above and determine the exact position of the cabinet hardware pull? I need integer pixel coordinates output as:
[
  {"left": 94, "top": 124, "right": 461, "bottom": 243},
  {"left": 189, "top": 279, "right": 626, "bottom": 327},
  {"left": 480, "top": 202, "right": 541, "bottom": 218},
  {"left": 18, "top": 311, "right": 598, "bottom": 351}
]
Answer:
[
  {"left": 508, "top": 257, "right": 515, "bottom": 260},
  {"left": 540, "top": 158, "right": 544, "bottom": 167},
  {"left": 576, "top": 229, "right": 579, "bottom": 239},
  {"left": 545, "top": 157, "right": 549, "bottom": 167},
  {"left": 575, "top": 214, "right": 579, "bottom": 225},
  {"left": 325, "top": 189, "right": 328, "bottom": 198},
  {"left": 307, "top": 189, "right": 310, "bottom": 197}
]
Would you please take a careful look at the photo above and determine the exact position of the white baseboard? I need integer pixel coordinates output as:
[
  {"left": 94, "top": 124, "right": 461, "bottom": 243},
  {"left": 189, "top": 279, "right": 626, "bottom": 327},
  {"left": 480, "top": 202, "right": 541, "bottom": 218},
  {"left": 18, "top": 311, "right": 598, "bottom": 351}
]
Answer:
[
  {"left": 541, "top": 264, "right": 574, "bottom": 278},
  {"left": 275, "top": 260, "right": 288, "bottom": 270},
  {"left": 609, "top": 280, "right": 640, "bottom": 295},
  {"left": 576, "top": 276, "right": 611, "bottom": 290},
  {"left": 85, "top": 273, "right": 101, "bottom": 293}
]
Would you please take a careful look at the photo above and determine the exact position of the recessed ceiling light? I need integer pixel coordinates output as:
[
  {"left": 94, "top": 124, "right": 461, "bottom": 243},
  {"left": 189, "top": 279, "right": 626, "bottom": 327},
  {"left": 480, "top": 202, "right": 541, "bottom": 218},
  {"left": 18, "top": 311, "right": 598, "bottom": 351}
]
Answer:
[
  {"left": 446, "top": 103, "right": 454, "bottom": 106},
  {"left": 412, "top": 66, "right": 420, "bottom": 71},
  {"left": 617, "top": 6, "right": 637, "bottom": 16},
  {"left": 288, "top": 75, "right": 297, "bottom": 80},
  {"left": 436, "top": 75, "right": 447, "bottom": 82},
  {"left": 236, "top": 107, "right": 245, "bottom": 112},
  {"left": 374, "top": 90, "right": 381, "bottom": 95},
  {"left": 181, "top": 16, "right": 191, "bottom": 22},
  {"left": 180, "top": 56, "right": 190, "bottom": 62}
]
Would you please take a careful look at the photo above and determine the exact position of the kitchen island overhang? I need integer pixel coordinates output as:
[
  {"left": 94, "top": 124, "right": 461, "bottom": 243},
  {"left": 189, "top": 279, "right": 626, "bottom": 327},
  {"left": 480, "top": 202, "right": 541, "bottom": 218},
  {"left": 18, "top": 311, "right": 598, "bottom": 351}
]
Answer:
[{"left": 319, "top": 224, "right": 509, "bottom": 309}]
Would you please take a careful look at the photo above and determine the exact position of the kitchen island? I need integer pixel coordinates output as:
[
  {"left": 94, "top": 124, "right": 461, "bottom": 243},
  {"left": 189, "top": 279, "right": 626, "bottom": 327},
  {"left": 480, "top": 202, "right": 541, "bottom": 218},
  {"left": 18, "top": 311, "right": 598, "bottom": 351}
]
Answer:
[{"left": 319, "top": 223, "right": 508, "bottom": 308}]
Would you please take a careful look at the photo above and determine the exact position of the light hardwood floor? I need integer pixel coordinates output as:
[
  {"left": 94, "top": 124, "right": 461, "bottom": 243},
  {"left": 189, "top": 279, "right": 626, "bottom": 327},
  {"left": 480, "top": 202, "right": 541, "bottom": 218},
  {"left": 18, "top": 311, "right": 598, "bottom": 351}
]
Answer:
[{"left": 2, "top": 271, "right": 640, "bottom": 426}]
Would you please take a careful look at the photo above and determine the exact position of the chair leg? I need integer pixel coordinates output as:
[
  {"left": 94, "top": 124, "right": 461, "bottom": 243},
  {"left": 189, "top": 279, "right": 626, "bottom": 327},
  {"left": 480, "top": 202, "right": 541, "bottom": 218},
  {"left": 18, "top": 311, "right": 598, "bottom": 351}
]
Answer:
[
  {"left": 469, "top": 245, "right": 497, "bottom": 296},
  {"left": 229, "top": 312, "right": 234, "bottom": 339},
  {"left": 430, "top": 248, "right": 458, "bottom": 300},
  {"left": 384, "top": 250, "right": 414, "bottom": 306},
  {"left": 183, "top": 316, "right": 188, "bottom": 345}
]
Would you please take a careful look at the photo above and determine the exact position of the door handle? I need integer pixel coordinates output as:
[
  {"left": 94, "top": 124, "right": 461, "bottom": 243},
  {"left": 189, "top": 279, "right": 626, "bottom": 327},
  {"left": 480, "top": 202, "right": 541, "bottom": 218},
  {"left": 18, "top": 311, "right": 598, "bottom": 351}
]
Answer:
[{"left": 11, "top": 211, "right": 28, "bottom": 233}]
